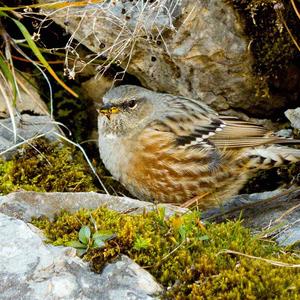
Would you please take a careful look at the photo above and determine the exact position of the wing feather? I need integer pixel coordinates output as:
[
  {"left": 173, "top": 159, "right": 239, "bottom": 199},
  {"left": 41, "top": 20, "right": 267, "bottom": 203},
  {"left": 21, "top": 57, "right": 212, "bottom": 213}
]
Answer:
[{"left": 150, "top": 97, "right": 295, "bottom": 149}]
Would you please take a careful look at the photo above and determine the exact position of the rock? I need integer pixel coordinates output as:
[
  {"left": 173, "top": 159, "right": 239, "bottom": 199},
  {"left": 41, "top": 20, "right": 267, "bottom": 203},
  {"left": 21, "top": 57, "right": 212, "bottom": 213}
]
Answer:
[
  {"left": 98, "top": 255, "right": 162, "bottom": 300},
  {"left": 1, "top": 190, "right": 299, "bottom": 247},
  {"left": 0, "top": 191, "right": 188, "bottom": 222},
  {"left": 0, "top": 213, "right": 162, "bottom": 299},
  {"left": 0, "top": 72, "right": 49, "bottom": 117},
  {"left": 81, "top": 75, "right": 114, "bottom": 103},
  {"left": 203, "top": 188, "right": 300, "bottom": 246},
  {"left": 39, "top": 0, "right": 282, "bottom": 116},
  {"left": 0, "top": 114, "right": 62, "bottom": 160},
  {"left": 276, "top": 129, "right": 293, "bottom": 138},
  {"left": 285, "top": 108, "right": 300, "bottom": 130}
]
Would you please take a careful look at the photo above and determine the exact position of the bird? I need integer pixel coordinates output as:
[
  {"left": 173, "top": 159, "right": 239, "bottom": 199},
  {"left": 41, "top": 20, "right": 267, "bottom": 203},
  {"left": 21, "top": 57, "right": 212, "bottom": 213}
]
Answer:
[{"left": 97, "top": 85, "right": 300, "bottom": 209}]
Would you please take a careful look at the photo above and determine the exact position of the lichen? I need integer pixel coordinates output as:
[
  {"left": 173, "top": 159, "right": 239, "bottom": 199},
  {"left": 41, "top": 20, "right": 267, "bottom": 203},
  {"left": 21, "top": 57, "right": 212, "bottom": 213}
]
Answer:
[
  {"left": 32, "top": 207, "right": 300, "bottom": 299},
  {"left": 0, "top": 138, "right": 126, "bottom": 195}
]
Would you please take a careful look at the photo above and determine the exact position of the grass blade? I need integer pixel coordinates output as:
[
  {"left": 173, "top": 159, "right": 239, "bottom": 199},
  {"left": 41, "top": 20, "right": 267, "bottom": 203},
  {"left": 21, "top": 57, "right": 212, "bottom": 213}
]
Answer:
[
  {"left": 11, "top": 17, "right": 78, "bottom": 98},
  {"left": 0, "top": 54, "right": 17, "bottom": 105},
  {"left": 0, "top": 1, "right": 104, "bottom": 12},
  {"left": 0, "top": 71, "right": 17, "bottom": 143}
]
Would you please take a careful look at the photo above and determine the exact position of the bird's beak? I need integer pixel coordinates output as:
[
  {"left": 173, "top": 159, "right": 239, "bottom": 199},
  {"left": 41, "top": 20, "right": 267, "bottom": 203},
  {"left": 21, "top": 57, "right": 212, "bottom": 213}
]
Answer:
[{"left": 97, "top": 103, "right": 120, "bottom": 120}]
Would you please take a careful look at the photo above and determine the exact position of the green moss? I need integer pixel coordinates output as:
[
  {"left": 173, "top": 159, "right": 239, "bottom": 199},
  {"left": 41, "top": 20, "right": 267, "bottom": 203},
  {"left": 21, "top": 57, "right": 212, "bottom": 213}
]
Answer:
[
  {"left": 32, "top": 207, "right": 300, "bottom": 299},
  {"left": 0, "top": 139, "right": 111, "bottom": 194}
]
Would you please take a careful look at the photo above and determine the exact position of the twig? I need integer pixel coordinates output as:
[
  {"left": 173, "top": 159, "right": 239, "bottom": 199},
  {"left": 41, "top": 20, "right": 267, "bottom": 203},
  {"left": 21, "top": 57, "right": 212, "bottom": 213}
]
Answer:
[
  {"left": 290, "top": 0, "right": 300, "bottom": 21},
  {"left": 218, "top": 249, "right": 300, "bottom": 268},
  {"left": 275, "top": 203, "right": 300, "bottom": 223}
]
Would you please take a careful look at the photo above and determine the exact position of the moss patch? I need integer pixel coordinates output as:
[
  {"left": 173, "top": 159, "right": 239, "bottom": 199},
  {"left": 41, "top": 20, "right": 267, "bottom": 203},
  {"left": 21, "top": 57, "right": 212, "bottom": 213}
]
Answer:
[
  {"left": 32, "top": 207, "right": 300, "bottom": 299},
  {"left": 0, "top": 138, "right": 126, "bottom": 195}
]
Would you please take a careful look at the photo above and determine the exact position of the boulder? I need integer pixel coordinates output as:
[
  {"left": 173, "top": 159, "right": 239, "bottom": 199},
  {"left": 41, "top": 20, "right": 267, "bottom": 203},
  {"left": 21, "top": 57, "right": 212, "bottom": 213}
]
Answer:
[
  {"left": 0, "top": 213, "right": 162, "bottom": 300},
  {"left": 39, "top": 0, "right": 282, "bottom": 116}
]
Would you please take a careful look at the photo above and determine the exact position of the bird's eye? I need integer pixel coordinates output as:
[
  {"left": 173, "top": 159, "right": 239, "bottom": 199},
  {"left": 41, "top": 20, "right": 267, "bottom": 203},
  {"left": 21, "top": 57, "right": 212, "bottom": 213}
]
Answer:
[{"left": 127, "top": 100, "right": 137, "bottom": 109}]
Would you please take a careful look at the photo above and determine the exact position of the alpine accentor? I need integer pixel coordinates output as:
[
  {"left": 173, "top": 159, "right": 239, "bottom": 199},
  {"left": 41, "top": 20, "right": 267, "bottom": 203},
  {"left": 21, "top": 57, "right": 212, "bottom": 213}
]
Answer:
[{"left": 98, "top": 85, "right": 300, "bottom": 208}]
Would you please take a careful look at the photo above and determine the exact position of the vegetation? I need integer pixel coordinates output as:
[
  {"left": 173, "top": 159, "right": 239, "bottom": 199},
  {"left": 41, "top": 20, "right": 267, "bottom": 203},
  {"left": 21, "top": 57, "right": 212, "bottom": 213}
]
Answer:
[
  {"left": 32, "top": 206, "right": 300, "bottom": 299},
  {"left": 0, "top": 138, "right": 127, "bottom": 195}
]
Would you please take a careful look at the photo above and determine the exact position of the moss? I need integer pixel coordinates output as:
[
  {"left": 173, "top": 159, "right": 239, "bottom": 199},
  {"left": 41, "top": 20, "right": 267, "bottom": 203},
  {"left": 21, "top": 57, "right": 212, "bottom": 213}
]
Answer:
[
  {"left": 0, "top": 138, "right": 126, "bottom": 195},
  {"left": 32, "top": 207, "right": 300, "bottom": 299}
]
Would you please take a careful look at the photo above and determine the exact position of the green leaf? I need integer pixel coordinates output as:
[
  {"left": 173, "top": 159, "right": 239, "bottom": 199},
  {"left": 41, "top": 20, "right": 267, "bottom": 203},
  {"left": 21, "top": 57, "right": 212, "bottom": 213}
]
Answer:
[
  {"left": 92, "top": 238, "right": 106, "bottom": 249},
  {"left": 10, "top": 16, "right": 78, "bottom": 98},
  {"left": 79, "top": 226, "right": 91, "bottom": 244},
  {"left": 76, "top": 248, "right": 87, "bottom": 257},
  {"left": 178, "top": 225, "right": 187, "bottom": 241},
  {"left": 198, "top": 235, "right": 209, "bottom": 241},
  {"left": 93, "top": 230, "right": 115, "bottom": 242},
  {"left": 65, "top": 240, "right": 87, "bottom": 249}
]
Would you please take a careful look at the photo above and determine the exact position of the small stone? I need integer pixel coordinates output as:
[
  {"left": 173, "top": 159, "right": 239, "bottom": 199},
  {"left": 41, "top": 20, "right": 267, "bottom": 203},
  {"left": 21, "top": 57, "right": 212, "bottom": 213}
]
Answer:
[
  {"left": 276, "top": 129, "right": 293, "bottom": 138},
  {"left": 285, "top": 108, "right": 300, "bottom": 130},
  {"left": 81, "top": 75, "right": 113, "bottom": 102}
]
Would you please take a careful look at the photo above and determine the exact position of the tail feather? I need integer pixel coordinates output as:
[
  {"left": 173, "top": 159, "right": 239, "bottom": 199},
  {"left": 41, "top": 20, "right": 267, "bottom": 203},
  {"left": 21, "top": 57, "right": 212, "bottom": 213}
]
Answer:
[
  {"left": 274, "top": 138, "right": 300, "bottom": 145},
  {"left": 245, "top": 145, "right": 300, "bottom": 169}
]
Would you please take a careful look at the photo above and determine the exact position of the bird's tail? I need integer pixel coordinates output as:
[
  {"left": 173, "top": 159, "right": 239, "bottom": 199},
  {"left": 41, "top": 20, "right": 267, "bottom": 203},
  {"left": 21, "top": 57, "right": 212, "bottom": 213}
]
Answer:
[{"left": 245, "top": 145, "right": 300, "bottom": 169}]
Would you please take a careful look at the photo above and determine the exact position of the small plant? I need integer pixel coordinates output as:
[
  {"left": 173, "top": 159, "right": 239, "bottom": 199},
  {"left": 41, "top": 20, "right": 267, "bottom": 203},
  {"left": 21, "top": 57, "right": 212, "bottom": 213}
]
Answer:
[
  {"left": 133, "top": 236, "right": 152, "bottom": 251},
  {"left": 66, "top": 225, "right": 116, "bottom": 256}
]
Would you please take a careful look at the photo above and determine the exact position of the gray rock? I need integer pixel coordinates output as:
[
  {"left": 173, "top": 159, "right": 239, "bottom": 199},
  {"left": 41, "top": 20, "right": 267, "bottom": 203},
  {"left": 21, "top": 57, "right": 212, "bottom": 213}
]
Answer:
[
  {"left": 0, "top": 213, "right": 162, "bottom": 299},
  {"left": 0, "top": 191, "right": 188, "bottom": 222},
  {"left": 203, "top": 188, "right": 300, "bottom": 246},
  {"left": 81, "top": 76, "right": 114, "bottom": 103},
  {"left": 276, "top": 129, "right": 293, "bottom": 138},
  {"left": 0, "top": 114, "right": 62, "bottom": 160},
  {"left": 0, "top": 72, "right": 49, "bottom": 117},
  {"left": 39, "top": 0, "right": 281, "bottom": 116},
  {"left": 285, "top": 108, "right": 300, "bottom": 130}
]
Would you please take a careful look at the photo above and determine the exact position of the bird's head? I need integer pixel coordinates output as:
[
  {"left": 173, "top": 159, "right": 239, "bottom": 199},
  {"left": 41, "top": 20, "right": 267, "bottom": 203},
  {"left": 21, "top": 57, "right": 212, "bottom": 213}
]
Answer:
[{"left": 97, "top": 85, "right": 161, "bottom": 137}]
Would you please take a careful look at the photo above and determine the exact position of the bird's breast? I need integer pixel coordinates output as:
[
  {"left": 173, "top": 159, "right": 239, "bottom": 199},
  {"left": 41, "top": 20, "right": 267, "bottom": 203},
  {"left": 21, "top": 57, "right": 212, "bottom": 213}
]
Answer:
[{"left": 98, "top": 134, "right": 133, "bottom": 182}]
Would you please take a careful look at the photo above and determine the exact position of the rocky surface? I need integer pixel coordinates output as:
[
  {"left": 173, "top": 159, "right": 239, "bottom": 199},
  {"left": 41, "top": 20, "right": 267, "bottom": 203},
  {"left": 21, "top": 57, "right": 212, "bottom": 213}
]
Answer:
[
  {"left": 0, "top": 213, "right": 162, "bottom": 300},
  {"left": 285, "top": 107, "right": 300, "bottom": 130},
  {"left": 81, "top": 76, "right": 114, "bottom": 103},
  {"left": 0, "top": 72, "right": 49, "bottom": 118},
  {"left": 39, "top": 0, "right": 283, "bottom": 116},
  {"left": 0, "top": 114, "right": 62, "bottom": 160},
  {"left": 203, "top": 188, "right": 300, "bottom": 246},
  {"left": 0, "top": 191, "right": 188, "bottom": 222}
]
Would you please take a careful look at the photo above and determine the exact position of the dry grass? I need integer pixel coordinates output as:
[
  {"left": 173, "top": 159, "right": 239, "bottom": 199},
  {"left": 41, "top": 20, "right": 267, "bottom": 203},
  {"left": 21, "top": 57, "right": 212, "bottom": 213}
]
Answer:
[{"left": 25, "top": 0, "right": 181, "bottom": 82}]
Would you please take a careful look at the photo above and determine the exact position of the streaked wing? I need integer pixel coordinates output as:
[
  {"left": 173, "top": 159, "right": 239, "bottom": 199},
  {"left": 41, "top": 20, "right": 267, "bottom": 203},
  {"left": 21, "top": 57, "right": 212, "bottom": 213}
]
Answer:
[
  {"left": 150, "top": 97, "right": 281, "bottom": 149},
  {"left": 210, "top": 116, "right": 275, "bottom": 148}
]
